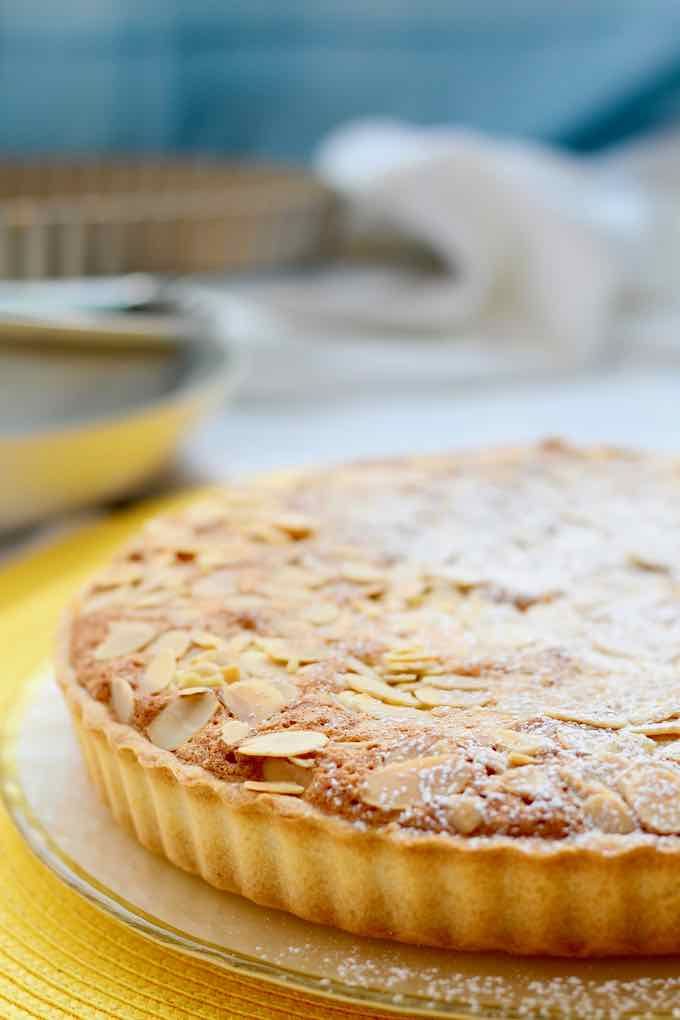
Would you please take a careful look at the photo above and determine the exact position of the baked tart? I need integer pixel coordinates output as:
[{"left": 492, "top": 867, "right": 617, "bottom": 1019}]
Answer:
[{"left": 57, "top": 442, "right": 680, "bottom": 956}]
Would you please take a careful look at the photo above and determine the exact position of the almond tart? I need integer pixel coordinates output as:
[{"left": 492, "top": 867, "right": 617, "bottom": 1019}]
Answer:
[{"left": 57, "top": 442, "right": 680, "bottom": 956}]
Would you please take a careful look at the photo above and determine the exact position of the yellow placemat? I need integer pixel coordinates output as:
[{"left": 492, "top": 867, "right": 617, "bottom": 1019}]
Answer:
[{"left": 0, "top": 500, "right": 411, "bottom": 1020}]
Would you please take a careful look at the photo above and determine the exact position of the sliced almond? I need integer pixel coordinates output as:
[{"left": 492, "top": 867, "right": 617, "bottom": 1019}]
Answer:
[
  {"left": 544, "top": 708, "right": 628, "bottom": 730},
  {"left": 193, "top": 571, "right": 237, "bottom": 597},
  {"left": 425, "top": 675, "right": 491, "bottom": 692},
  {"left": 414, "top": 687, "right": 492, "bottom": 709},
  {"left": 508, "top": 752, "right": 535, "bottom": 767},
  {"left": 498, "top": 765, "right": 552, "bottom": 799},
  {"left": 150, "top": 629, "right": 191, "bottom": 659},
  {"left": 93, "top": 563, "right": 143, "bottom": 590},
  {"left": 94, "top": 621, "right": 157, "bottom": 660},
  {"left": 340, "top": 562, "right": 385, "bottom": 584},
  {"left": 582, "top": 790, "right": 636, "bottom": 834},
  {"left": 256, "top": 637, "right": 295, "bottom": 664},
  {"left": 243, "top": 781, "right": 304, "bottom": 796},
  {"left": 131, "top": 591, "right": 172, "bottom": 610},
  {"left": 237, "top": 730, "right": 328, "bottom": 758},
  {"left": 220, "top": 719, "right": 251, "bottom": 745},
  {"left": 238, "top": 649, "right": 276, "bottom": 678},
  {"left": 176, "top": 670, "right": 223, "bottom": 689},
  {"left": 346, "top": 673, "right": 417, "bottom": 707},
  {"left": 302, "top": 604, "right": 339, "bottom": 626},
  {"left": 345, "top": 655, "right": 376, "bottom": 677},
  {"left": 657, "top": 740, "right": 680, "bottom": 762},
  {"left": 288, "top": 755, "right": 315, "bottom": 768},
  {"left": 147, "top": 689, "right": 218, "bottom": 751},
  {"left": 258, "top": 637, "right": 324, "bottom": 666},
  {"left": 271, "top": 513, "right": 317, "bottom": 539},
  {"left": 110, "top": 676, "right": 134, "bottom": 724},
  {"left": 140, "top": 648, "right": 177, "bottom": 694},
  {"left": 493, "top": 728, "right": 556, "bottom": 755},
  {"left": 619, "top": 764, "right": 680, "bottom": 834},
  {"left": 221, "top": 679, "right": 292, "bottom": 724},
  {"left": 447, "top": 794, "right": 485, "bottom": 834},
  {"left": 361, "top": 755, "right": 471, "bottom": 810},
  {"left": 190, "top": 630, "right": 225, "bottom": 650},
  {"left": 337, "top": 690, "right": 425, "bottom": 720},
  {"left": 263, "top": 758, "right": 314, "bottom": 788},
  {"left": 628, "top": 720, "right": 680, "bottom": 737}
]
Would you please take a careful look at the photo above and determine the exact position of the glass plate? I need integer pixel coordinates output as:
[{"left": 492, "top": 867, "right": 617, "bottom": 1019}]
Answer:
[{"left": 3, "top": 667, "right": 680, "bottom": 1020}]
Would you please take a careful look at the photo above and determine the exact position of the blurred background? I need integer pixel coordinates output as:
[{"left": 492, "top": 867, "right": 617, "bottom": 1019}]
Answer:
[{"left": 4, "top": 0, "right": 680, "bottom": 546}]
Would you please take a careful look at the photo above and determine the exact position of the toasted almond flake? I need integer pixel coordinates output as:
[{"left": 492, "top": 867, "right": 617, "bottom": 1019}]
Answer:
[
  {"left": 389, "top": 568, "right": 426, "bottom": 603},
  {"left": 147, "top": 689, "right": 218, "bottom": 750},
  {"left": 628, "top": 719, "right": 680, "bottom": 736},
  {"left": 271, "top": 513, "right": 317, "bottom": 539},
  {"left": 582, "top": 790, "right": 636, "bottom": 834},
  {"left": 425, "top": 675, "right": 490, "bottom": 692},
  {"left": 302, "top": 604, "right": 339, "bottom": 625},
  {"left": 220, "top": 719, "right": 251, "bottom": 745},
  {"left": 193, "top": 571, "right": 237, "bottom": 597},
  {"left": 83, "top": 589, "right": 127, "bottom": 613},
  {"left": 224, "top": 595, "right": 265, "bottom": 607},
  {"left": 344, "top": 655, "right": 376, "bottom": 677},
  {"left": 243, "top": 781, "right": 304, "bottom": 796},
  {"left": 237, "top": 730, "right": 328, "bottom": 758},
  {"left": 361, "top": 755, "right": 470, "bottom": 810},
  {"left": 190, "top": 630, "right": 225, "bottom": 650},
  {"left": 337, "top": 691, "right": 425, "bottom": 720},
  {"left": 544, "top": 708, "right": 628, "bottom": 730},
  {"left": 288, "top": 756, "right": 315, "bottom": 768},
  {"left": 258, "top": 637, "right": 324, "bottom": 667},
  {"left": 131, "top": 591, "right": 172, "bottom": 609},
  {"left": 498, "top": 765, "right": 552, "bottom": 798},
  {"left": 94, "top": 621, "right": 157, "bottom": 660},
  {"left": 177, "top": 670, "right": 224, "bottom": 689},
  {"left": 446, "top": 794, "right": 485, "bottom": 834},
  {"left": 658, "top": 740, "right": 680, "bottom": 762},
  {"left": 221, "top": 680, "right": 290, "bottom": 724},
  {"left": 270, "top": 676, "right": 300, "bottom": 701},
  {"left": 257, "top": 637, "right": 294, "bottom": 664},
  {"left": 346, "top": 673, "right": 417, "bottom": 707},
  {"left": 93, "top": 563, "right": 143, "bottom": 591},
  {"left": 140, "top": 648, "right": 177, "bottom": 694},
  {"left": 150, "top": 629, "right": 191, "bottom": 658},
  {"left": 493, "top": 728, "right": 556, "bottom": 755},
  {"left": 620, "top": 764, "right": 680, "bottom": 834},
  {"left": 383, "top": 672, "right": 418, "bottom": 684},
  {"left": 110, "top": 676, "right": 134, "bottom": 724},
  {"left": 340, "top": 562, "right": 385, "bottom": 584},
  {"left": 263, "top": 758, "right": 314, "bottom": 787},
  {"left": 184, "top": 503, "right": 226, "bottom": 529},
  {"left": 414, "top": 687, "right": 492, "bottom": 709},
  {"left": 225, "top": 633, "right": 253, "bottom": 656},
  {"left": 222, "top": 664, "right": 240, "bottom": 683},
  {"left": 238, "top": 650, "right": 276, "bottom": 678},
  {"left": 508, "top": 752, "right": 535, "bottom": 767},
  {"left": 385, "top": 647, "right": 437, "bottom": 663}
]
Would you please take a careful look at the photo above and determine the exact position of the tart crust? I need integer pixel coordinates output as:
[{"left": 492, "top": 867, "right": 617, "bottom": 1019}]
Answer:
[
  {"left": 58, "top": 640, "right": 680, "bottom": 957},
  {"left": 55, "top": 445, "right": 680, "bottom": 956}
]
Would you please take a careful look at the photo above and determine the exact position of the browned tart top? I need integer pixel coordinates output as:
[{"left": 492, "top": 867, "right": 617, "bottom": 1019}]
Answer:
[{"left": 67, "top": 442, "right": 680, "bottom": 844}]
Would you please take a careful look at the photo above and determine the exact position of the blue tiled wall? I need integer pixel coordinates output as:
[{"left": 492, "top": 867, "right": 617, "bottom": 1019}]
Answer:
[{"left": 1, "top": 0, "right": 680, "bottom": 158}]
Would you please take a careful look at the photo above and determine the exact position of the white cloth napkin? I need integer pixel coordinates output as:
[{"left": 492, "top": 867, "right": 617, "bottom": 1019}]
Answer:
[
  {"left": 195, "top": 121, "right": 680, "bottom": 397},
  {"left": 315, "top": 119, "right": 640, "bottom": 366}
]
